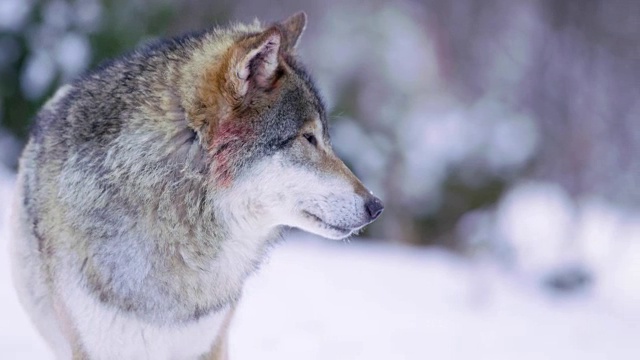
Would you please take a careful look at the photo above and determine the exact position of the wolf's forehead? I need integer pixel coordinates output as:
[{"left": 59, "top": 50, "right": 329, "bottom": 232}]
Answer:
[{"left": 285, "top": 59, "right": 328, "bottom": 130}]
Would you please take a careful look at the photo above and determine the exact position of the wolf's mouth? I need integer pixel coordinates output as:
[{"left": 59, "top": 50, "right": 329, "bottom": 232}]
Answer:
[{"left": 302, "top": 211, "right": 352, "bottom": 235}]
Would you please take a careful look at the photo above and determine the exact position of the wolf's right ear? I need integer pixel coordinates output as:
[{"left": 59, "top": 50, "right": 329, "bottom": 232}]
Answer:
[
  {"left": 278, "top": 12, "right": 307, "bottom": 51},
  {"left": 228, "top": 30, "right": 281, "bottom": 98}
]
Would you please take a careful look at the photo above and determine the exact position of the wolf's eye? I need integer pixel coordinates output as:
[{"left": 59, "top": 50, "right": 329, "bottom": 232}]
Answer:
[{"left": 303, "top": 133, "right": 317, "bottom": 147}]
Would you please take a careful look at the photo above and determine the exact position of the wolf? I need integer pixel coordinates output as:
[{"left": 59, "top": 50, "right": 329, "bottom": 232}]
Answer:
[{"left": 9, "top": 11, "right": 383, "bottom": 360}]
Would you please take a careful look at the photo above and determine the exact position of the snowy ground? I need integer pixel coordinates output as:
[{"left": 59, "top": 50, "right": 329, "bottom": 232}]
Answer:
[{"left": 1, "top": 170, "right": 639, "bottom": 359}]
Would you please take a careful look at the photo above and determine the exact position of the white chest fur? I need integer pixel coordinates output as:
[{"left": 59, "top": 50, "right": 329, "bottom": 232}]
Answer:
[
  {"left": 61, "top": 277, "right": 230, "bottom": 360},
  {"left": 53, "top": 183, "right": 280, "bottom": 359}
]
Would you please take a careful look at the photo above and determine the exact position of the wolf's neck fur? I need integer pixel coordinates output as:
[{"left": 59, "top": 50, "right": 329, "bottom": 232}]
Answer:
[
  {"left": 30, "top": 24, "right": 283, "bottom": 325},
  {"left": 80, "top": 106, "right": 279, "bottom": 325},
  {"left": 46, "top": 55, "right": 277, "bottom": 326}
]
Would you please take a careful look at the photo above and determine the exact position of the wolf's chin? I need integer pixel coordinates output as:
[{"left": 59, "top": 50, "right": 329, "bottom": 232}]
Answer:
[
  {"left": 300, "top": 211, "right": 355, "bottom": 240},
  {"left": 307, "top": 227, "right": 353, "bottom": 240}
]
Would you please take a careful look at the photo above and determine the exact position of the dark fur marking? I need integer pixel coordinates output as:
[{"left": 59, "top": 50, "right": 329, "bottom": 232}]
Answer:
[
  {"left": 80, "top": 257, "right": 89, "bottom": 272},
  {"left": 267, "top": 134, "right": 296, "bottom": 151},
  {"left": 191, "top": 304, "right": 209, "bottom": 321},
  {"left": 284, "top": 56, "right": 328, "bottom": 129}
]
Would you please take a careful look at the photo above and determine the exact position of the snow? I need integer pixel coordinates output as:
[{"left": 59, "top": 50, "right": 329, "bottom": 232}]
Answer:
[
  {"left": 232, "top": 239, "right": 640, "bottom": 360},
  {"left": 496, "top": 181, "right": 576, "bottom": 276},
  {"left": 1, "top": 170, "right": 639, "bottom": 359}
]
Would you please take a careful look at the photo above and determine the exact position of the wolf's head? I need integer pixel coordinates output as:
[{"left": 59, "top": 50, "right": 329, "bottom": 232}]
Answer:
[{"left": 189, "top": 12, "right": 382, "bottom": 239}]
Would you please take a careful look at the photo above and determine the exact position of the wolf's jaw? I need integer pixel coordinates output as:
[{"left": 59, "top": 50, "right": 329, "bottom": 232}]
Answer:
[{"left": 301, "top": 211, "right": 354, "bottom": 238}]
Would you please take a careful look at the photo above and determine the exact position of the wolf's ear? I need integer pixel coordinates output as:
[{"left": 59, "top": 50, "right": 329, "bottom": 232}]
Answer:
[
  {"left": 230, "top": 30, "right": 281, "bottom": 97},
  {"left": 278, "top": 11, "right": 307, "bottom": 51}
]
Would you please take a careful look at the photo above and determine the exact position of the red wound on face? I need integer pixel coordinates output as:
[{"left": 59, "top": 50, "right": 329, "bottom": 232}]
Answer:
[{"left": 209, "top": 121, "right": 254, "bottom": 187}]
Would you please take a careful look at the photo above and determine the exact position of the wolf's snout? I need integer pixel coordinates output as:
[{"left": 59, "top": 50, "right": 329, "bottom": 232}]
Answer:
[{"left": 365, "top": 196, "right": 384, "bottom": 221}]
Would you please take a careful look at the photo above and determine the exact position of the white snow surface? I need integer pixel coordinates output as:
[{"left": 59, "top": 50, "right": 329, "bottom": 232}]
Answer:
[{"left": 1, "top": 170, "right": 639, "bottom": 359}]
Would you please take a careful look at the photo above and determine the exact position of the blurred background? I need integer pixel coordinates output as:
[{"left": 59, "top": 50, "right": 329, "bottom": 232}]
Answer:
[{"left": 0, "top": 0, "right": 639, "bottom": 359}]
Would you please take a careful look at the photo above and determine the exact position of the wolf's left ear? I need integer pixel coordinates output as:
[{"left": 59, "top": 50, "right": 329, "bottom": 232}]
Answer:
[
  {"left": 230, "top": 29, "right": 281, "bottom": 97},
  {"left": 278, "top": 11, "right": 307, "bottom": 51}
]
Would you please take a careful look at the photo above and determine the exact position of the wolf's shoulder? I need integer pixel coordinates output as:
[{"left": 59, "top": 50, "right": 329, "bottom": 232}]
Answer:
[
  {"left": 28, "top": 32, "right": 210, "bottom": 148},
  {"left": 81, "top": 28, "right": 210, "bottom": 81}
]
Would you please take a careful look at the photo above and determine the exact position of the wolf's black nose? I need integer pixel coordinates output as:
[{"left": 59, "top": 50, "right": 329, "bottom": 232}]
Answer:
[{"left": 365, "top": 196, "right": 384, "bottom": 220}]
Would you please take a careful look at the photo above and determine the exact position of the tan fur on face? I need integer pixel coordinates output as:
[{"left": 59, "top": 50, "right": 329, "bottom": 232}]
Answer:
[
  {"left": 198, "top": 31, "right": 284, "bottom": 143},
  {"left": 185, "top": 13, "right": 307, "bottom": 147},
  {"left": 174, "top": 21, "right": 263, "bottom": 143},
  {"left": 301, "top": 117, "right": 371, "bottom": 197}
]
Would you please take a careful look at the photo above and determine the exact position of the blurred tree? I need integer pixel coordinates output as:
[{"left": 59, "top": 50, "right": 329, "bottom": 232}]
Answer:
[{"left": 526, "top": 0, "right": 640, "bottom": 206}]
